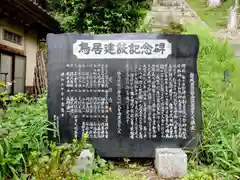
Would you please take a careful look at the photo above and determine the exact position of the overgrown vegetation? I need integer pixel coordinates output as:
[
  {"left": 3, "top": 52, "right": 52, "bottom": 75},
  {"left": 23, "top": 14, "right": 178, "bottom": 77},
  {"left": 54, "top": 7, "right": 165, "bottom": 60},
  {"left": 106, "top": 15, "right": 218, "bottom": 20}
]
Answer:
[
  {"left": 0, "top": 93, "right": 134, "bottom": 179},
  {"left": 152, "top": 21, "right": 240, "bottom": 178},
  {"left": 184, "top": 22, "right": 240, "bottom": 179},
  {"left": 1, "top": 3, "right": 240, "bottom": 178},
  {"left": 161, "top": 22, "right": 186, "bottom": 34},
  {"left": 0, "top": 94, "right": 49, "bottom": 179},
  {"left": 0, "top": 81, "right": 8, "bottom": 110},
  {"left": 186, "top": 0, "right": 238, "bottom": 29},
  {"left": 47, "top": 0, "right": 151, "bottom": 33},
  {"left": 0, "top": 2, "right": 153, "bottom": 178}
]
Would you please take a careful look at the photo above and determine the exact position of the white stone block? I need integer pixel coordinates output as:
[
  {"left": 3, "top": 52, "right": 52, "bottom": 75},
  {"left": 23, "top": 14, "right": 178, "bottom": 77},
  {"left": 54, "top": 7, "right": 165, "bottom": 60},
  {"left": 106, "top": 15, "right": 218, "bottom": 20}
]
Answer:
[
  {"left": 71, "top": 146, "right": 94, "bottom": 173},
  {"left": 154, "top": 148, "right": 187, "bottom": 179}
]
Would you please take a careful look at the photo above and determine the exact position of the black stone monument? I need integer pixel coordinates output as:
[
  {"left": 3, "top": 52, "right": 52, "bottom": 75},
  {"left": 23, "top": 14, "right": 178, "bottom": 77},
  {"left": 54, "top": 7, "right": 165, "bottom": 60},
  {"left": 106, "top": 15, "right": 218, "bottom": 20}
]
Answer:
[{"left": 47, "top": 33, "right": 202, "bottom": 158}]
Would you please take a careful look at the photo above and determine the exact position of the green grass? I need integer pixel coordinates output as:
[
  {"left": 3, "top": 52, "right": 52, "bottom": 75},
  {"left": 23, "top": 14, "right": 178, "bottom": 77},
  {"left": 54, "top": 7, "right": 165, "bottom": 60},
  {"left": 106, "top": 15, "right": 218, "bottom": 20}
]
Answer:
[
  {"left": 1, "top": 21, "right": 240, "bottom": 179},
  {"left": 90, "top": 171, "right": 147, "bottom": 180},
  {"left": 185, "top": 0, "right": 237, "bottom": 30},
  {"left": 184, "top": 22, "right": 240, "bottom": 179}
]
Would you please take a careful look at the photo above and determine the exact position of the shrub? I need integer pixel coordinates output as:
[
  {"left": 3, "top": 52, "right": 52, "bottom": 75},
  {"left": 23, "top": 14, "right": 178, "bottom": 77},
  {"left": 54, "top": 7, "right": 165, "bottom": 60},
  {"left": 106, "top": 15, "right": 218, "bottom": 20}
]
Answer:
[
  {"left": 0, "top": 94, "right": 52, "bottom": 179},
  {"left": 185, "top": 22, "right": 240, "bottom": 178},
  {"left": 27, "top": 137, "right": 88, "bottom": 180},
  {"left": 0, "top": 81, "right": 9, "bottom": 111},
  {"left": 161, "top": 22, "right": 186, "bottom": 34},
  {"left": 0, "top": 93, "right": 112, "bottom": 179},
  {"left": 48, "top": 0, "right": 151, "bottom": 33}
]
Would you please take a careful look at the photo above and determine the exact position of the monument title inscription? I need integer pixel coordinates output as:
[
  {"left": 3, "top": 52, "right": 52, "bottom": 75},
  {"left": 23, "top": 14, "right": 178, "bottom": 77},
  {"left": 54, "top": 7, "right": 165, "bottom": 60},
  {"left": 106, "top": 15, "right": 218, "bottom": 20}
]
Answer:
[{"left": 47, "top": 33, "right": 202, "bottom": 158}]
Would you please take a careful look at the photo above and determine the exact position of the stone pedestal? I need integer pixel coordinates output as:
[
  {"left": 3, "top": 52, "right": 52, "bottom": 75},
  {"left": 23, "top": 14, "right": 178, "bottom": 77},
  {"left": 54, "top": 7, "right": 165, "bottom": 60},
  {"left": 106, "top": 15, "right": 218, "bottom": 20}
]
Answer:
[{"left": 154, "top": 148, "right": 187, "bottom": 179}]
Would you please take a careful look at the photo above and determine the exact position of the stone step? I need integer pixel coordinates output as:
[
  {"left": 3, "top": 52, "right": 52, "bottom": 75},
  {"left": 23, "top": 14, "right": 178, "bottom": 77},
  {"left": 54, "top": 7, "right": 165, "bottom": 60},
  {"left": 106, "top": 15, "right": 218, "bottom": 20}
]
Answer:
[
  {"left": 229, "top": 43, "right": 240, "bottom": 57},
  {"left": 151, "top": 28, "right": 163, "bottom": 33},
  {"left": 151, "top": 6, "right": 171, "bottom": 12},
  {"left": 149, "top": 10, "right": 173, "bottom": 17},
  {"left": 150, "top": 11, "right": 174, "bottom": 24},
  {"left": 152, "top": 22, "right": 169, "bottom": 28},
  {"left": 149, "top": 1, "right": 199, "bottom": 34},
  {"left": 228, "top": 37, "right": 240, "bottom": 44},
  {"left": 151, "top": 6, "right": 187, "bottom": 14}
]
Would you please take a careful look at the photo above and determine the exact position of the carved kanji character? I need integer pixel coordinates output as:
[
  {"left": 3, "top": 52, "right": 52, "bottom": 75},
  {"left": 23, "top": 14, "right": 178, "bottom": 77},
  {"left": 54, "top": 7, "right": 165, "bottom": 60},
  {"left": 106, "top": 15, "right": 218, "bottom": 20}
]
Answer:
[
  {"left": 79, "top": 42, "right": 90, "bottom": 54},
  {"left": 104, "top": 42, "right": 116, "bottom": 54},
  {"left": 92, "top": 43, "right": 103, "bottom": 54},
  {"left": 154, "top": 43, "right": 166, "bottom": 54},
  {"left": 116, "top": 43, "right": 128, "bottom": 54},
  {"left": 141, "top": 42, "right": 153, "bottom": 55},
  {"left": 128, "top": 43, "right": 140, "bottom": 54}
]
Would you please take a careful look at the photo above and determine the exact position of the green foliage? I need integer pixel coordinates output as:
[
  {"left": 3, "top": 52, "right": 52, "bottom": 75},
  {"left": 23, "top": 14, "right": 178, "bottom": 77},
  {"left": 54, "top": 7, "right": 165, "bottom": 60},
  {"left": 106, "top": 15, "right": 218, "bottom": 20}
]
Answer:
[
  {"left": 91, "top": 156, "right": 115, "bottom": 174},
  {"left": 0, "top": 95, "right": 51, "bottom": 179},
  {"left": 161, "top": 22, "right": 186, "bottom": 34},
  {"left": 89, "top": 171, "right": 145, "bottom": 180},
  {"left": 183, "top": 160, "right": 220, "bottom": 180},
  {"left": 48, "top": 0, "right": 151, "bottom": 33},
  {"left": 27, "top": 136, "right": 88, "bottom": 180},
  {"left": 10, "top": 93, "right": 34, "bottom": 105},
  {"left": 185, "top": 0, "right": 240, "bottom": 29},
  {"left": 136, "top": 11, "right": 152, "bottom": 33},
  {"left": 0, "top": 82, "right": 36, "bottom": 111},
  {"left": 185, "top": 22, "right": 240, "bottom": 178},
  {"left": 0, "top": 81, "right": 9, "bottom": 110},
  {"left": 0, "top": 93, "right": 120, "bottom": 179}
]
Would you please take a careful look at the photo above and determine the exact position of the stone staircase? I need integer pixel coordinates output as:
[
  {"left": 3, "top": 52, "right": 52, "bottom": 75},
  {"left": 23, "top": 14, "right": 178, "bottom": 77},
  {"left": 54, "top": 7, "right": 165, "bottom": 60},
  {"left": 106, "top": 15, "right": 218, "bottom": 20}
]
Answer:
[
  {"left": 148, "top": 0, "right": 240, "bottom": 60},
  {"left": 149, "top": 0, "right": 199, "bottom": 32},
  {"left": 214, "top": 29, "right": 240, "bottom": 60},
  {"left": 229, "top": 39, "right": 240, "bottom": 59}
]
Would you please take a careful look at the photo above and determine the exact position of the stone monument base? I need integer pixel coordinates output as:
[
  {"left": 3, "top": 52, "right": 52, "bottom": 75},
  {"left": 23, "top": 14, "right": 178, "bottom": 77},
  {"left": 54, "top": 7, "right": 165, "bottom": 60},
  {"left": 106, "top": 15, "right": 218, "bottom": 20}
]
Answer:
[{"left": 154, "top": 148, "right": 187, "bottom": 179}]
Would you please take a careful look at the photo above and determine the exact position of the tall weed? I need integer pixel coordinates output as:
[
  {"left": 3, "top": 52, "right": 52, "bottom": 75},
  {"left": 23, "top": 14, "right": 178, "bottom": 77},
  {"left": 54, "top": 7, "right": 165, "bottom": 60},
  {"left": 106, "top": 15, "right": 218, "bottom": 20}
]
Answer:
[
  {"left": 0, "top": 95, "right": 53, "bottom": 179},
  {"left": 185, "top": 22, "right": 240, "bottom": 177}
]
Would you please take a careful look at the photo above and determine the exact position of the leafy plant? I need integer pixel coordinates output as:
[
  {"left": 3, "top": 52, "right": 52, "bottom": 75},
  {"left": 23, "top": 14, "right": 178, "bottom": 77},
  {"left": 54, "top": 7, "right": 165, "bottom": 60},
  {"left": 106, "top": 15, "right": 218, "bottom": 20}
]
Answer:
[
  {"left": 10, "top": 93, "right": 34, "bottom": 105},
  {"left": 91, "top": 156, "right": 115, "bottom": 174},
  {"left": 47, "top": 0, "right": 151, "bottom": 34},
  {"left": 185, "top": 22, "right": 240, "bottom": 178},
  {"left": 27, "top": 135, "right": 88, "bottom": 180},
  {"left": 89, "top": 171, "right": 146, "bottom": 180},
  {"left": 0, "top": 94, "right": 51, "bottom": 179},
  {"left": 0, "top": 81, "right": 9, "bottom": 110},
  {"left": 0, "top": 92, "right": 117, "bottom": 179},
  {"left": 161, "top": 22, "right": 185, "bottom": 34}
]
